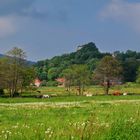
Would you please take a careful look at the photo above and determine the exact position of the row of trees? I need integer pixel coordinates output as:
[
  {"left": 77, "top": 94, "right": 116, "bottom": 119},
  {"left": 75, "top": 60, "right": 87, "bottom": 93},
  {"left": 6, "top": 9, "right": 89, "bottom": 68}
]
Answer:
[
  {"left": 62, "top": 56, "right": 122, "bottom": 95},
  {"left": 0, "top": 47, "right": 35, "bottom": 97}
]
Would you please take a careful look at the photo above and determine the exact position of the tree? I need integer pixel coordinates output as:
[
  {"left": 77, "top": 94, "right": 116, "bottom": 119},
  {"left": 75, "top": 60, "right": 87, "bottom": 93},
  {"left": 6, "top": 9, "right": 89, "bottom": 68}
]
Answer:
[
  {"left": 62, "top": 65, "right": 91, "bottom": 95},
  {"left": 94, "top": 56, "right": 122, "bottom": 95},
  {"left": 6, "top": 47, "right": 26, "bottom": 96},
  {"left": 0, "top": 47, "right": 36, "bottom": 97},
  {"left": 61, "top": 68, "right": 73, "bottom": 92},
  {"left": 48, "top": 68, "right": 60, "bottom": 81},
  {"left": 21, "top": 67, "right": 36, "bottom": 91},
  {"left": 136, "top": 66, "right": 140, "bottom": 83},
  {"left": 122, "top": 58, "right": 139, "bottom": 82},
  {"left": 0, "top": 58, "right": 12, "bottom": 91},
  {"left": 0, "top": 58, "right": 10, "bottom": 91}
]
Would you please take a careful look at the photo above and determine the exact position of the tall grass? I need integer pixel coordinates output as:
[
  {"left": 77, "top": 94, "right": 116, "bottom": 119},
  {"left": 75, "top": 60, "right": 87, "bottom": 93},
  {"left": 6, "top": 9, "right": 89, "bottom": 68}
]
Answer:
[{"left": 0, "top": 99, "right": 140, "bottom": 140}]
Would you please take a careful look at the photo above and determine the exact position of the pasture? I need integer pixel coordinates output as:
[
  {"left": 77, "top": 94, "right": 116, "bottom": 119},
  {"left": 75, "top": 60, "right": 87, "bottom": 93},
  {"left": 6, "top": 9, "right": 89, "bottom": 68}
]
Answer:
[{"left": 0, "top": 85, "right": 140, "bottom": 140}]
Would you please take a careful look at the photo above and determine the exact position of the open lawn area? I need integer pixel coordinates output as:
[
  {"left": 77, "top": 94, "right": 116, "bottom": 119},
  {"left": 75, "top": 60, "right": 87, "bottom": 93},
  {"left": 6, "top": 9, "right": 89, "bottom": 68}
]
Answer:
[{"left": 0, "top": 95, "right": 140, "bottom": 140}]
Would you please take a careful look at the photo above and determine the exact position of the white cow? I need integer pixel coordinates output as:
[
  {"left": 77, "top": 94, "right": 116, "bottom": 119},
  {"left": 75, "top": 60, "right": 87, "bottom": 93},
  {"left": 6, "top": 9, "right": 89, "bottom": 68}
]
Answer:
[
  {"left": 123, "top": 93, "right": 128, "bottom": 96},
  {"left": 42, "top": 95, "right": 50, "bottom": 98}
]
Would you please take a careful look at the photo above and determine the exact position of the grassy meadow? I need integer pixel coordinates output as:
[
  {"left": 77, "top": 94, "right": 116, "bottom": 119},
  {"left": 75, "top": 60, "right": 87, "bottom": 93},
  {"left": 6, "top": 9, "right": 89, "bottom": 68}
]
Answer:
[{"left": 0, "top": 84, "right": 140, "bottom": 140}]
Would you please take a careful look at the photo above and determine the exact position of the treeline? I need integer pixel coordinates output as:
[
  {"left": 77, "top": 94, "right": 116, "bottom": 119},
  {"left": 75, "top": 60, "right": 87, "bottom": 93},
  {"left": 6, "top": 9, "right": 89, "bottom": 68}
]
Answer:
[
  {"left": 1, "top": 43, "right": 140, "bottom": 97},
  {"left": 35, "top": 42, "right": 140, "bottom": 85}
]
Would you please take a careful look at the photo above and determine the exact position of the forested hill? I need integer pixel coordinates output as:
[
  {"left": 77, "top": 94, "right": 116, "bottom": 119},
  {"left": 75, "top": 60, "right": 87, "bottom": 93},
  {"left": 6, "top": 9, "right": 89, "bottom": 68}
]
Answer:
[
  {"left": 35, "top": 43, "right": 108, "bottom": 81},
  {"left": 35, "top": 42, "right": 140, "bottom": 83}
]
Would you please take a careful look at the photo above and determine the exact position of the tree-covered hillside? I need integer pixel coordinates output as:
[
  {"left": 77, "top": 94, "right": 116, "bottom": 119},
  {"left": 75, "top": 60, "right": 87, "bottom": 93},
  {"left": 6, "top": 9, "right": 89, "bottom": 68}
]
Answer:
[{"left": 35, "top": 42, "right": 140, "bottom": 83}]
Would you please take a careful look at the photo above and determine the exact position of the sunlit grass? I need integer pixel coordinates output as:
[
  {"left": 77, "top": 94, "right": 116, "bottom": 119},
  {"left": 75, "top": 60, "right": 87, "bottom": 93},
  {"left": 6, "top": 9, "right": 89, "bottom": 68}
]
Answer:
[{"left": 0, "top": 97, "right": 140, "bottom": 140}]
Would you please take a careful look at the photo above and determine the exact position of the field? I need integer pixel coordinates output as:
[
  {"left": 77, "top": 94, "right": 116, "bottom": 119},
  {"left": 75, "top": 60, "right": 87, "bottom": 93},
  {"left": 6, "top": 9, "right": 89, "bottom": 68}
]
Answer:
[{"left": 0, "top": 85, "right": 140, "bottom": 140}]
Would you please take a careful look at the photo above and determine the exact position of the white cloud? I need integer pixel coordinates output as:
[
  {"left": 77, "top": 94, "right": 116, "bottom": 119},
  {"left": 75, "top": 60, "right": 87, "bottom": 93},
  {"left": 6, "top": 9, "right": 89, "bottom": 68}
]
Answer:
[
  {"left": 100, "top": 0, "right": 140, "bottom": 32},
  {"left": 0, "top": 16, "right": 16, "bottom": 38}
]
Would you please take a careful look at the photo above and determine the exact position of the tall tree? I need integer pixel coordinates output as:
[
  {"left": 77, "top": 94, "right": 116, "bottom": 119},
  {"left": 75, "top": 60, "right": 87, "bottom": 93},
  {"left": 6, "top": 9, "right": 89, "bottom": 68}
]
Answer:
[
  {"left": 6, "top": 47, "right": 26, "bottom": 96},
  {"left": 94, "top": 56, "right": 122, "bottom": 95}
]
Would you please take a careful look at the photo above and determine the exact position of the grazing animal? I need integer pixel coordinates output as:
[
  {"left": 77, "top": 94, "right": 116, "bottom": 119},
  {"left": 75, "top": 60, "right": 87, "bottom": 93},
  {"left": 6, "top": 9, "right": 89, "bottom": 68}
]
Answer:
[
  {"left": 86, "top": 94, "right": 92, "bottom": 97},
  {"left": 42, "top": 95, "right": 50, "bottom": 98},
  {"left": 113, "top": 91, "right": 121, "bottom": 96},
  {"left": 123, "top": 93, "right": 128, "bottom": 96}
]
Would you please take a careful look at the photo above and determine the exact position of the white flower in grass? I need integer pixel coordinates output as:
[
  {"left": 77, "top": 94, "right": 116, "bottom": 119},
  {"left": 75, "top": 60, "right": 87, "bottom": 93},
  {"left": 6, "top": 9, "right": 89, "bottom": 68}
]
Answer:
[
  {"left": 45, "top": 131, "right": 49, "bottom": 134},
  {"left": 4, "top": 134, "right": 7, "bottom": 139},
  {"left": 81, "top": 122, "right": 85, "bottom": 126}
]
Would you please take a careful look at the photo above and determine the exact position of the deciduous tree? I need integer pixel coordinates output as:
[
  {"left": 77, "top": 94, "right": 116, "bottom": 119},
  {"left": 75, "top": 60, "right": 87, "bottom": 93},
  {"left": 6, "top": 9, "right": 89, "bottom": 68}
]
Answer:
[
  {"left": 94, "top": 56, "right": 122, "bottom": 95},
  {"left": 62, "top": 65, "right": 91, "bottom": 95}
]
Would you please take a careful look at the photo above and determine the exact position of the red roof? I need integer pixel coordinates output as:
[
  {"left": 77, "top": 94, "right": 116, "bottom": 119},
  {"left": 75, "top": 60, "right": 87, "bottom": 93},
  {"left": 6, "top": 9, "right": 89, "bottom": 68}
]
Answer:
[
  {"left": 56, "top": 78, "right": 65, "bottom": 83},
  {"left": 34, "top": 78, "right": 41, "bottom": 84}
]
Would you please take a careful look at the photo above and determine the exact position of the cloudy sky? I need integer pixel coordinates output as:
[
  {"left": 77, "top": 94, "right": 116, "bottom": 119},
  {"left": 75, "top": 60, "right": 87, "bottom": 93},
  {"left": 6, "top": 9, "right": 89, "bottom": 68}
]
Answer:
[{"left": 0, "top": 0, "right": 140, "bottom": 61}]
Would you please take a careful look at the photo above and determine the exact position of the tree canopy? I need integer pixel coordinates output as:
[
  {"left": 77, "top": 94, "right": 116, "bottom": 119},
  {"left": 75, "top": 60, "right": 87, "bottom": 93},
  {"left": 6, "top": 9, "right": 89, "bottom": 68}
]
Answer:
[{"left": 94, "top": 56, "right": 122, "bottom": 95}]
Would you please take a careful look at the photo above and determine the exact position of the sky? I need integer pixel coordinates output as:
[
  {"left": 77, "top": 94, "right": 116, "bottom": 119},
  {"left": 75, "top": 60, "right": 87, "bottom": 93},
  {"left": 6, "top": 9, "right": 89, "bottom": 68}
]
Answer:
[{"left": 0, "top": 0, "right": 140, "bottom": 61}]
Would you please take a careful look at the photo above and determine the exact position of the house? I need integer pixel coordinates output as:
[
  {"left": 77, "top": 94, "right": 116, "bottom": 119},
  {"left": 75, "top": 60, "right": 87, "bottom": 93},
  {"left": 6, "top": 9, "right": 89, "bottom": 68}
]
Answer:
[
  {"left": 34, "top": 78, "right": 41, "bottom": 87},
  {"left": 56, "top": 78, "right": 65, "bottom": 87}
]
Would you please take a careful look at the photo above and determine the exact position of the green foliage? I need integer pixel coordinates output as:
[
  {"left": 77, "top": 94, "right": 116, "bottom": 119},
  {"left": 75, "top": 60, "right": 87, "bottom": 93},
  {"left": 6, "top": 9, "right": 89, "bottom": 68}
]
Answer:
[
  {"left": 74, "top": 42, "right": 102, "bottom": 64},
  {"left": 35, "top": 42, "right": 140, "bottom": 83},
  {"left": 0, "top": 47, "right": 36, "bottom": 97},
  {"left": 136, "top": 67, "right": 140, "bottom": 83},
  {"left": 35, "top": 42, "right": 104, "bottom": 82},
  {"left": 62, "top": 64, "right": 91, "bottom": 95},
  {"left": 47, "top": 67, "right": 60, "bottom": 81},
  {"left": 115, "top": 51, "right": 140, "bottom": 82},
  {"left": 94, "top": 56, "right": 122, "bottom": 94}
]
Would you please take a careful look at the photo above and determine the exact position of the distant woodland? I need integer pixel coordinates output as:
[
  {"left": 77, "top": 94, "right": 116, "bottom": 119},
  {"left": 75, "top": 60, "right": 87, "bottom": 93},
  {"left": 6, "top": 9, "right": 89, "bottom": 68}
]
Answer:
[{"left": 35, "top": 42, "right": 140, "bottom": 84}]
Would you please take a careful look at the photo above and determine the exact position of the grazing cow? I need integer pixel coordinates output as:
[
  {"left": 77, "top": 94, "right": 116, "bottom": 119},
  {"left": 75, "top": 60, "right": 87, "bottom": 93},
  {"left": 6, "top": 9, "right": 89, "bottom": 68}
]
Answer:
[
  {"left": 113, "top": 91, "right": 121, "bottom": 96},
  {"left": 42, "top": 95, "right": 50, "bottom": 98},
  {"left": 123, "top": 93, "right": 128, "bottom": 96},
  {"left": 86, "top": 94, "right": 92, "bottom": 97}
]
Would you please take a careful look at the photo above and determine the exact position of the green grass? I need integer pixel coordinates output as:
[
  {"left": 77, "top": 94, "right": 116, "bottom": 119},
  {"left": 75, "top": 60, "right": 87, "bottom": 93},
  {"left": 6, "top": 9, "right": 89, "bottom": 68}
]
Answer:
[
  {"left": 0, "top": 95, "right": 140, "bottom": 103},
  {"left": 0, "top": 96, "right": 140, "bottom": 140},
  {"left": 0, "top": 85, "right": 140, "bottom": 139}
]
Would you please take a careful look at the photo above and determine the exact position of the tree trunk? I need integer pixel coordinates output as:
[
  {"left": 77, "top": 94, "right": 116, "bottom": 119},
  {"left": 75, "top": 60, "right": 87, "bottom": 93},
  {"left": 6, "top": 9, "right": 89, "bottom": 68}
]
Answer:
[{"left": 105, "top": 80, "right": 110, "bottom": 95}]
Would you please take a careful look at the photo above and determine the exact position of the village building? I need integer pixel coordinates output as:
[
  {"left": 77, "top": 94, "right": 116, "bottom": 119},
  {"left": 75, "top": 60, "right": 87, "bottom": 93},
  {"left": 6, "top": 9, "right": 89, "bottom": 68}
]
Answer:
[
  {"left": 34, "top": 78, "right": 41, "bottom": 87},
  {"left": 56, "top": 78, "right": 65, "bottom": 87}
]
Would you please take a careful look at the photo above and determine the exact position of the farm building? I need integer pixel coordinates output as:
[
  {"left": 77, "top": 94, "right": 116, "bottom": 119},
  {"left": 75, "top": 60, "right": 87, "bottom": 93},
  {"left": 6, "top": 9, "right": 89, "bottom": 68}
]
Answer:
[{"left": 34, "top": 78, "right": 41, "bottom": 87}]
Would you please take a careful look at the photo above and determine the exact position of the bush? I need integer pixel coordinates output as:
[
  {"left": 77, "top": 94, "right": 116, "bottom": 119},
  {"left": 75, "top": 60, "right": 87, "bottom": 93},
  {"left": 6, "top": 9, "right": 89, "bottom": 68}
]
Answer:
[
  {"left": 0, "top": 89, "right": 4, "bottom": 96},
  {"left": 46, "top": 81, "right": 58, "bottom": 87}
]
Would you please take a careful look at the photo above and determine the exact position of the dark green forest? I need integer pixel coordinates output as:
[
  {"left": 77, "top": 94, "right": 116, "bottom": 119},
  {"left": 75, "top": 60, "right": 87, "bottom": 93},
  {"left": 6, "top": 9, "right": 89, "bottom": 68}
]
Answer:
[{"left": 35, "top": 42, "right": 140, "bottom": 84}]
